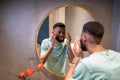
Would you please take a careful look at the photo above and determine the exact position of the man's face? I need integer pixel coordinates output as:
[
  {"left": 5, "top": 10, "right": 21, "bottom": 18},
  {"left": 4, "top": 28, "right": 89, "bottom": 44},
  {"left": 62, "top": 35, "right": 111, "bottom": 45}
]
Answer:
[
  {"left": 53, "top": 27, "right": 65, "bottom": 42},
  {"left": 80, "top": 32, "right": 87, "bottom": 51},
  {"left": 80, "top": 39, "right": 87, "bottom": 51}
]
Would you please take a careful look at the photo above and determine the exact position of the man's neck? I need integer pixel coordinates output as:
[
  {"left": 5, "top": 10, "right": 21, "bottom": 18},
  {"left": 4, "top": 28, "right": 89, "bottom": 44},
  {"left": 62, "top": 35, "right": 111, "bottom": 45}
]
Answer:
[{"left": 87, "top": 44, "right": 106, "bottom": 54}]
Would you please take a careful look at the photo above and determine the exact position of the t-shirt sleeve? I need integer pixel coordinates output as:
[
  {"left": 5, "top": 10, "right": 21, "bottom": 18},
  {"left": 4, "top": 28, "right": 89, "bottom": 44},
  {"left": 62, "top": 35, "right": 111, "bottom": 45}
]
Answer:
[
  {"left": 41, "top": 39, "right": 49, "bottom": 55},
  {"left": 70, "top": 61, "right": 90, "bottom": 80}
]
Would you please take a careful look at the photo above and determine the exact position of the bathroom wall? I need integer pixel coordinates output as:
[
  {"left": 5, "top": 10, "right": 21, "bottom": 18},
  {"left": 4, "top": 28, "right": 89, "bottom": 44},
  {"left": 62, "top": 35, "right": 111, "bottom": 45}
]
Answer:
[
  {"left": 111, "top": 0, "right": 120, "bottom": 51},
  {"left": 0, "top": 0, "right": 115, "bottom": 80}
]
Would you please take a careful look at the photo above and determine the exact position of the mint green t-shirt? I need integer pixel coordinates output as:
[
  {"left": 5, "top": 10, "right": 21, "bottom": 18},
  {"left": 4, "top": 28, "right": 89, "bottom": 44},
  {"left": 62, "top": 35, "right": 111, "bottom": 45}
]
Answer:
[
  {"left": 41, "top": 38, "right": 68, "bottom": 75},
  {"left": 71, "top": 50, "right": 120, "bottom": 80}
]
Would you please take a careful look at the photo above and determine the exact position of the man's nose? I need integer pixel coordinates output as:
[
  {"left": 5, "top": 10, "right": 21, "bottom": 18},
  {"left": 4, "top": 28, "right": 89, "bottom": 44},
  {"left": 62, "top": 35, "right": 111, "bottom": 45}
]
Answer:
[{"left": 60, "top": 33, "right": 64, "bottom": 36}]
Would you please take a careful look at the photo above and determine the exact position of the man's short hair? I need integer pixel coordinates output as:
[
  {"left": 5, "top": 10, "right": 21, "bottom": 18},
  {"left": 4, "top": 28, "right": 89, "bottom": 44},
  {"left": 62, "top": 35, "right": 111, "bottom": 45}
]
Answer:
[
  {"left": 53, "top": 22, "right": 65, "bottom": 29},
  {"left": 83, "top": 21, "right": 104, "bottom": 43}
]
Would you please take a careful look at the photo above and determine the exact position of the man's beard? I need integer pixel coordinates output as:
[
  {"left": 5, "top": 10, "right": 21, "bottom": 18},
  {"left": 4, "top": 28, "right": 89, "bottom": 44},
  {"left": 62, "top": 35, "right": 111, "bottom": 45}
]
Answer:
[
  {"left": 56, "top": 37, "right": 64, "bottom": 42},
  {"left": 80, "top": 39, "right": 87, "bottom": 51}
]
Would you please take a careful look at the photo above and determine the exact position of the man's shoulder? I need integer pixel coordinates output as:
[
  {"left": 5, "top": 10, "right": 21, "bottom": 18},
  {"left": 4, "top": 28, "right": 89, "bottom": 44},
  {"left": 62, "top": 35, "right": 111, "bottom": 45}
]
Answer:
[
  {"left": 108, "top": 50, "right": 120, "bottom": 54},
  {"left": 81, "top": 50, "right": 120, "bottom": 62},
  {"left": 81, "top": 56, "right": 93, "bottom": 65},
  {"left": 41, "top": 38, "right": 51, "bottom": 47},
  {"left": 42, "top": 38, "right": 50, "bottom": 42},
  {"left": 80, "top": 52, "right": 105, "bottom": 67},
  {"left": 81, "top": 50, "right": 120, "bottom": 68}
]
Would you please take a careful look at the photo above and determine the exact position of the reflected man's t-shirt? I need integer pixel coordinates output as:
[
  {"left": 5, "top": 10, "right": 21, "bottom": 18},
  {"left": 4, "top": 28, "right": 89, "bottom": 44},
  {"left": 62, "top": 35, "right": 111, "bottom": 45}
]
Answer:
[{"left": 41, "top": 38, "right": 68, "bottom": 75}]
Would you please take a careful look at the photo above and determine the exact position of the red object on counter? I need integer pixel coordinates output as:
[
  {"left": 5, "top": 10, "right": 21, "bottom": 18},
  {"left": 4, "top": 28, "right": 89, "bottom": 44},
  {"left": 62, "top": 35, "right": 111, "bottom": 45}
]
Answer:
[
  {"left": 25, "top": 68, "right": 33, "bottom": 76},
  {"left": 37, "top": 63, "right": 43, "bottom": 70},
  {"left": 18, "top": 72, "right": 25, "bottom": 78}
]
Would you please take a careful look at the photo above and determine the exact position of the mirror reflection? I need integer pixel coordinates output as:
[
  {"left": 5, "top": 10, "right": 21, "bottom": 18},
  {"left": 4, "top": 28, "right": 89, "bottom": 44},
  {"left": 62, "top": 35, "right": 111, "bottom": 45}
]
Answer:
[{"left": 36, "top": 5, "right": 95, "bottom": 77}]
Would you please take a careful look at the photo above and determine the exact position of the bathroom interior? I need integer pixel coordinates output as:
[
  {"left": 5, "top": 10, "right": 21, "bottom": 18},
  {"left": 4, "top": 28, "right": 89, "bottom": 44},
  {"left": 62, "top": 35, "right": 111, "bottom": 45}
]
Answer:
[{"left": 0, "top": 0, "right": 120, "bottom": 80}]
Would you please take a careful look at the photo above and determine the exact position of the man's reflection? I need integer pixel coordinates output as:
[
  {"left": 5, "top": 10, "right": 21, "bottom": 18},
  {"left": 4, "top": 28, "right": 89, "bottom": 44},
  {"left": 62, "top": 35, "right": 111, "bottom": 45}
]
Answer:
[{"left": 40, "top": 22, "right": 74, "bottom": 75}]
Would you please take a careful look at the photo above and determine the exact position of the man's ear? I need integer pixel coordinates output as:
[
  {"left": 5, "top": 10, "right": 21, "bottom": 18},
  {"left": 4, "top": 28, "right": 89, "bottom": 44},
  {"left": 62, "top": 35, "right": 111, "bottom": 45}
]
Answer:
[{"left": 83, "top": 35, "right": 87, "bottom": 43}]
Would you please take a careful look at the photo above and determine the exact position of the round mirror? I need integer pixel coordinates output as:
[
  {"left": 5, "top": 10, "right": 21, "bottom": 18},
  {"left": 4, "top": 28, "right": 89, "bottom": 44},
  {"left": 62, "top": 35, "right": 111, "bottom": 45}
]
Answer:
[{"left": 36, "top": 5, "right": 95, "bottom": 77}]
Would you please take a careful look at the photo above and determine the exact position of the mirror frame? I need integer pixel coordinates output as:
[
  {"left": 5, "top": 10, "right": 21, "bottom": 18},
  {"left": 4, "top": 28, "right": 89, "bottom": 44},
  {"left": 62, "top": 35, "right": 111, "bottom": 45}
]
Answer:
[{"left": 35, "top": 4, "right": 96, "bottom": 77}]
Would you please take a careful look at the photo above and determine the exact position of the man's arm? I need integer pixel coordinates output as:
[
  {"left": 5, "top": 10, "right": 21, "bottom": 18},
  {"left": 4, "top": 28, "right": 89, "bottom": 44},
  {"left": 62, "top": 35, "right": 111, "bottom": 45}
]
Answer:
[
  {"left": 65, "top": 36, "right": 83, "bottom": 80},
  {"left": 66, "top": 33, "right": 75, "bottom": 63},
  {"left": 65, "top": 56, "right": 80, "bottom": 80},
  {"left": 40, "top": 46, "right": 53, "bottom": 64},
  {"left": 66, "top": 34, "right": 83, "bottom": 63},
  {"left": 67, "top": 45, "right": 74, "bottom": 63},
  {"left": 40, "top": 33, "right": 57, "bottom": 64}
]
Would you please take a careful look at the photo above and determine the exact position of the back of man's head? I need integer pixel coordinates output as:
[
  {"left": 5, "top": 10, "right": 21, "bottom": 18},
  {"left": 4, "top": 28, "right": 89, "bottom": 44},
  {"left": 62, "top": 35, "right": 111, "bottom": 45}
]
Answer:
[
  {"left": 53, "top": 22, "right": 65, "bottom": 29},
  {"left": 83, "top": 21, "right": 104, "bottom": 44}
]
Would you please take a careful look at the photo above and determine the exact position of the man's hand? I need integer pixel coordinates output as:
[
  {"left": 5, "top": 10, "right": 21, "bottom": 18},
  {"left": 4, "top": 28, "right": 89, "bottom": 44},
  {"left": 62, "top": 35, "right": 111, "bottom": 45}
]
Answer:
[
  {"left": 73, "top": 36, "right": 83, "bottom": 58},
  {"left": 66, "top": 33, "right": 75, "bottom": 63},
  {"left": 66, "top": 33, "right": 71, "bottom": 48},
  {"left": 50, "top": 32, "right": 58, "bottom": 48}
]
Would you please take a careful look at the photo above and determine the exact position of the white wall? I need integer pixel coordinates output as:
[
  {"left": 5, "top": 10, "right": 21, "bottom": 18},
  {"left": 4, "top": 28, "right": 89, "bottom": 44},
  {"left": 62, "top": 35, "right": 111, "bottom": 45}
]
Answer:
[
  {"left": 65, "top": 6, "right": 95, "bottom": 43},
  {"left": 0, "top": 0, "right": 113, "bottom": 80}
]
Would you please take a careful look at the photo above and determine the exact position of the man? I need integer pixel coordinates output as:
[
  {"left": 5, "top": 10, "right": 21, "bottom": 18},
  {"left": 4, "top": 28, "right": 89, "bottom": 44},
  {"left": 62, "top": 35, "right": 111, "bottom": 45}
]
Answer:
[
  {"left": 40, "top": 22, "right": 74, "bottom": 75},
  {"left": 65, "top": 21, "right": 120, "bottom": 80}
]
